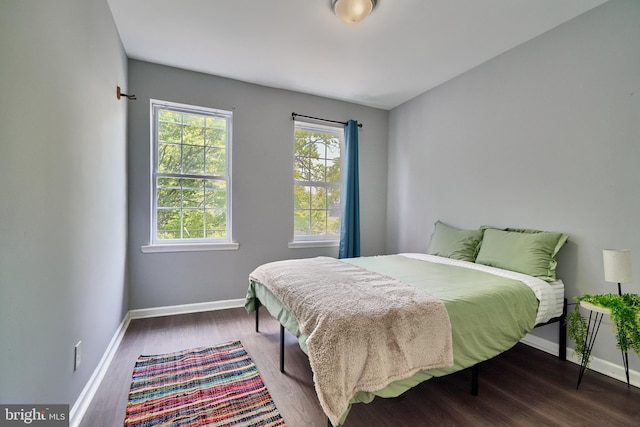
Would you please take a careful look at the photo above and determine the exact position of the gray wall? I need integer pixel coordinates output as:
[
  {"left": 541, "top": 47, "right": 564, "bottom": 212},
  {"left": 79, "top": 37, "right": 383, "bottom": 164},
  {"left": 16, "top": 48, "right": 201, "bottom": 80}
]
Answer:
[
  {"left": 0, "top": 0, "right": 128, "bottom": 406},
  {"left": 127, "top": 60, "right": 389, "bottom": 309},
  {"left": 387, "top": 0, "right": 640, "bottom": 370}
]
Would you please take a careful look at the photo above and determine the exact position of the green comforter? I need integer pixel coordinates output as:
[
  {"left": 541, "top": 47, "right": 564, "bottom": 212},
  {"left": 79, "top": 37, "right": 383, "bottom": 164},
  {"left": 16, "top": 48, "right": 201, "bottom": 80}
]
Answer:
[{"left": 245, "top": 255, "right": 539, "bottom": 423}]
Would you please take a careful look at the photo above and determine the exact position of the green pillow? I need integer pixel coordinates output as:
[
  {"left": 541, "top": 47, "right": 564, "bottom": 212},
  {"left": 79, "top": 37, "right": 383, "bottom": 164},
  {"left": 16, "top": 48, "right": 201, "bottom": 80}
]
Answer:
[
  {"left": 427, "top": 221, "right": 484, "bottom": 262},
  {"left": 475, "top": 228, "right": 568, "bottom": 281}
]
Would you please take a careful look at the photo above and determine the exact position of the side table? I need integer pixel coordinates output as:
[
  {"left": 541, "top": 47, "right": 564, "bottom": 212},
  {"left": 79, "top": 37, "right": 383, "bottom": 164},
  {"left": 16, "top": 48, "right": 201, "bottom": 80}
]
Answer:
[{"left": 576, "top": 300, "right": 630, "bottom": 389}]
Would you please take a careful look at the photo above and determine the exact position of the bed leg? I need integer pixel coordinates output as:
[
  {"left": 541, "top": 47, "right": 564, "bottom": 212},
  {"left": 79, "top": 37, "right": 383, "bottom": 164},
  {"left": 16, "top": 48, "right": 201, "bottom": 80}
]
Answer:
[
  {"left": 280, "top": 324, "right": 285, "bottom": 373},
  {"left": 559, "top": 298, "right": 567, "bottom": 361},
  {"left": 471, "top": 364, "right": 479, "bottom": 396},
  {"left": 255, "top": 299, "right": 260, "bottom": 333}
]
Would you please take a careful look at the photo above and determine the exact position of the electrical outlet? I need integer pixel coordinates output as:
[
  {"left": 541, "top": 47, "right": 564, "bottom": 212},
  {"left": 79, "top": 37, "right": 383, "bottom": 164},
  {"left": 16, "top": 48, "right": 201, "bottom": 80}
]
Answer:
[{"left": 74, "top": 341, "right": 82, "bottom": 371}]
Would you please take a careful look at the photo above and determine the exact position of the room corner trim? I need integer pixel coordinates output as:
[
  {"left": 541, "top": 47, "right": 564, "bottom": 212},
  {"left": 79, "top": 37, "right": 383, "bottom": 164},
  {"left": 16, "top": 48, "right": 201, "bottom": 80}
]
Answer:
[
  {"left": 69, "top": 298, "right": 245, "bottom": 426},
  {"left": 521, "top": 333, "right": 639, "bottom": 388},
  {"left": 128, "top": 299, "right": 246, "bottom": 319},
  {"left": 69, "top": 311, "right": 131, "bottom": 427}
]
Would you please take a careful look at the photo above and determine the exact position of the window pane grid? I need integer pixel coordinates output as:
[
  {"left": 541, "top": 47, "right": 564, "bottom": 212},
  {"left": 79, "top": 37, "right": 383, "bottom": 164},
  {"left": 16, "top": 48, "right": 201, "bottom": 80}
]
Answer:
[
  {"left": 153, "top": 101, "right": 231, "bottom": 243},
  {"left": 156, "top": 177, "right": 226, "bottom": 240},
  {"left": 293, "top": 121, "right": 342, "bottom": 241}
]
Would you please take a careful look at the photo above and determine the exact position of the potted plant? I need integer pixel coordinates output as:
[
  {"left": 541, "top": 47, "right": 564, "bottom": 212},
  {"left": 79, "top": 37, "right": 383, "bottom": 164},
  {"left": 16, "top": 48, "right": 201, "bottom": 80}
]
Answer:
[{"left": 567, "top": 293, "right": 640, "bottom": 366}]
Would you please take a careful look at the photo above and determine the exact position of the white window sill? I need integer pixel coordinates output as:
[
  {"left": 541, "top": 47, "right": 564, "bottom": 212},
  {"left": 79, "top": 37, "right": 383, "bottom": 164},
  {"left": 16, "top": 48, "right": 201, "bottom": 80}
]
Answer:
[
  {"left": 288, "top": 240, "right": 339, "bottom": 249},
  {"left": 141, "top": 242, "right": 240, "bottom": 254}
]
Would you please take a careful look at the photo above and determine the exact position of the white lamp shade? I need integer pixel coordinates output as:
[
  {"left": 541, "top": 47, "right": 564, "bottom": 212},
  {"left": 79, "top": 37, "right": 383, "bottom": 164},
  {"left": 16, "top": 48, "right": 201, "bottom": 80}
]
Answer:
[
  {"left": 603, "top": 249, "right": 632, "bottom": 283},
  {"left": 333, "top": 0, "right": 376, "bottom": 24}
]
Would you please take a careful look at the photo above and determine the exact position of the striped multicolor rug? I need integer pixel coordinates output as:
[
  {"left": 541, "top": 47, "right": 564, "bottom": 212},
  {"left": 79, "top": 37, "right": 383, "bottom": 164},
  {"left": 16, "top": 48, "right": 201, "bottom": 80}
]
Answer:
[{"left": 124, "top": 340, "right": 286, "bottom": 426}]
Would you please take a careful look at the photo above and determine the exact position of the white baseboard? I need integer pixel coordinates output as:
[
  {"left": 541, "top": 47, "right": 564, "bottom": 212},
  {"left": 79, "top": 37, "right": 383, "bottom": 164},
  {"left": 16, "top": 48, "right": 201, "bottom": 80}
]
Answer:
[
  {"left": 520, "top": 333, "right": 560, "bottom": 356},
  {"left": 69, "top": 311, "right": 131, "bottom": 427},
  {"left": 70, "top": 298, "right": 246, "bottom": 426},
  {"left": 129, "top": 298, "right": 246, "bottom": 319},
  {"left": 521, "top": 333, "right": 639, "bottom": 388},
  {"left": 71, "top": 304, "right": 637, "bottom": 426}
]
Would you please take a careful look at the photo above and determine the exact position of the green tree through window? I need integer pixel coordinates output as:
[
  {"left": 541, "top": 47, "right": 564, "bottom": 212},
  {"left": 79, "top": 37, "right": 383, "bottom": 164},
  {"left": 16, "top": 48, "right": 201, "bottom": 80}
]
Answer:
[
  {"left": 294, "top": 121, "right": 342, "bottom": 240},
  {"left": 152, "top": 101, "right": 232, "bottom": 243}
]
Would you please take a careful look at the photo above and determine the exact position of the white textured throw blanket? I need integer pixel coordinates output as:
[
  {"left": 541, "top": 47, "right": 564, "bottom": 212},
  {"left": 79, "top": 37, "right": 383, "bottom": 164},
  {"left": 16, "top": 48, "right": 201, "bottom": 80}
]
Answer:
[{"left": 249, "top": 256, "right": 453, "bottom": 425}]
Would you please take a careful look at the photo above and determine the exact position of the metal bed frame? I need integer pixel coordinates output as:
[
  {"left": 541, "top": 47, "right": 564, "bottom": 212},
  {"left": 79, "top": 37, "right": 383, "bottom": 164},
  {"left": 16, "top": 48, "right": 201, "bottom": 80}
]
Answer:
[{"left": 253, "top": 297, "right": 567, "bottom": 425}]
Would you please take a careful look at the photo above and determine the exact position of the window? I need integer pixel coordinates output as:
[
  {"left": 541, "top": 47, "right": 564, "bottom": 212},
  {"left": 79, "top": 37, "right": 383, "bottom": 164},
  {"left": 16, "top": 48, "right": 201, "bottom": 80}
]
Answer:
[
  {"left": 293, "top": 121, "right": 343, "bottom": 241},
  {"left": 149, "top": 100, "right": 232, "bottom": 247}
]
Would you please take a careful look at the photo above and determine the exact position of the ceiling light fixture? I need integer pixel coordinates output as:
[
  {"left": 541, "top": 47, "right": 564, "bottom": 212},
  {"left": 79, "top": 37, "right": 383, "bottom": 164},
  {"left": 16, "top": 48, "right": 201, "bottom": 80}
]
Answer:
[{"left": 332, "top": 0, "right": 377, "bottom": 24}]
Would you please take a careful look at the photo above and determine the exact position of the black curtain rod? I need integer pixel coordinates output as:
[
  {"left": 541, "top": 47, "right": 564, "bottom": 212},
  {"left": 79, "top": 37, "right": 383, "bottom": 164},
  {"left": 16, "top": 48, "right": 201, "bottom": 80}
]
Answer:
[{"left": 291, "top": 112, "right": 363, "bottom": 128}]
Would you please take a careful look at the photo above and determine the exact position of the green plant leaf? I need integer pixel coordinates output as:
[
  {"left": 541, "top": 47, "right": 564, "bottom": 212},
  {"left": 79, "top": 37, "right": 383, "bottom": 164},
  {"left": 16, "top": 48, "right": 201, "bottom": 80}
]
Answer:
[{"left": 568, "top": 293, "right": 640, "bottom": 368}]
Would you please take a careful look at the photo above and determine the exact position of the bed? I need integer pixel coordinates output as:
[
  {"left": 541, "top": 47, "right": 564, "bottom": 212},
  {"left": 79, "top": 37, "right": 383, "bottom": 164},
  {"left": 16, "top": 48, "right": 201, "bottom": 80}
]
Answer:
[{"left": 245, "top": 223, "right": 568, "bottom": 426}]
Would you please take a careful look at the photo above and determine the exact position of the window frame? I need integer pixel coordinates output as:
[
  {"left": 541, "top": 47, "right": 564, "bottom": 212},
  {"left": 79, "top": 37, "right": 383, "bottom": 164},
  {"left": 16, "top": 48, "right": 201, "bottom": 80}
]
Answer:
[
  {"left": 144, "top": 99, "right": 236, "bottom": 252},
  {"left": 292, "top": 120, "right": 344, "bottom": 244}
]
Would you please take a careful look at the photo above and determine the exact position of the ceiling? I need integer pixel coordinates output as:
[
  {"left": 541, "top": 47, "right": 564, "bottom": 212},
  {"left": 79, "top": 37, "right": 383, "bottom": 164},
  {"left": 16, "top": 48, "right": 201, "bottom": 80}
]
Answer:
[{"left": 107, "top": 0, "right": 607, "bottom": 110}]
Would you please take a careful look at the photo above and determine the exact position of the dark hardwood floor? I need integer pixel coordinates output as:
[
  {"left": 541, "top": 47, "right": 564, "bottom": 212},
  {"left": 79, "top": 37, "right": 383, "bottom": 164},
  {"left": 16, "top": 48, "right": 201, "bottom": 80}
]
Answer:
[{"left": 80, "top": 308, "right": 640, "bottom": 427}]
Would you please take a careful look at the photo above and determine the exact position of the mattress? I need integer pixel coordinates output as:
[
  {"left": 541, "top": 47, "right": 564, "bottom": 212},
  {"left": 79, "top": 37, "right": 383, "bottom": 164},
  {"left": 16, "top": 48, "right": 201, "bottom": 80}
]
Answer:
[
  {"left": 547, "top": 279, "right": 566, "bottom": 320},
  {"left": 398, "top": 253, "right": 565, "bottom": 323},
  {"left": 245, "top": 253, "right": 565, "bottom": 424}
]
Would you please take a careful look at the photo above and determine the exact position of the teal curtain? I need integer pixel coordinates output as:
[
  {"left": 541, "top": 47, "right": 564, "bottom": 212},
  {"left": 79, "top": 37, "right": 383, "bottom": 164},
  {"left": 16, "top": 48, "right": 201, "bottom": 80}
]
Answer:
[{"left": 339, "top": 120, "right": 360, "bottom": 258}]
